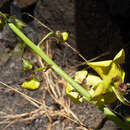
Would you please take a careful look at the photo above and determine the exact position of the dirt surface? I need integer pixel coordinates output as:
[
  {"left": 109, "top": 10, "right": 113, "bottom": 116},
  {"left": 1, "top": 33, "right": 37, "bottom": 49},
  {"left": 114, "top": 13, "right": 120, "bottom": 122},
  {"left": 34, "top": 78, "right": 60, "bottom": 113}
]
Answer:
[{"left": 0, "top": 0, "right": 130, "bottom": 130}]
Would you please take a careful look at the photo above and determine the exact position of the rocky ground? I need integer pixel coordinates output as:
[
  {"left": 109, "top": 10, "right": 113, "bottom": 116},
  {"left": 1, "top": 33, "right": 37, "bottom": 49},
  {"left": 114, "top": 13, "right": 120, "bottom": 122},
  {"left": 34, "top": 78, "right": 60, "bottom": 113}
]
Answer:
[{"left": 0, "top": 0, "right": 130, "bottom": 130}]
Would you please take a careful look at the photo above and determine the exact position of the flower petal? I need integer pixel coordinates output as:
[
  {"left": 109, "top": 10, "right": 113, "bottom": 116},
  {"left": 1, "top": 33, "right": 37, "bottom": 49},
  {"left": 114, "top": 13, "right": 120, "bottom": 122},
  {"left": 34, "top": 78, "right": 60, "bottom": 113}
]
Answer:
[
  {"left": 66, "top": 82, "right": 83, "bottom": 103},
  {"left": 92, "top": 81, "right": 105, "bottom": 97},
  {"left": 74, "top": 70, "right": 88, "bottom": 83},
  {"left": 86, "top": 74, "right": 101, "bottom": 87},
  {"left": 112, "top": 86, "right": 130, "bottom": 106},
  {"left": 87, "top": 60, "right": 112, "bottom": 79},
  {"left": 113, "top": 49, "right": 125, "bottom": 64}
]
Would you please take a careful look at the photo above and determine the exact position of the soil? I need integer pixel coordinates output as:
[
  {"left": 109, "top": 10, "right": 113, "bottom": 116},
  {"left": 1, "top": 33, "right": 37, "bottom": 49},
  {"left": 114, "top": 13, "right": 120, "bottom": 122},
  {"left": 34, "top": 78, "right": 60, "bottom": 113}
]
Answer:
[{"left": 0, "top": 0, "right": 130, "bottom": 130}]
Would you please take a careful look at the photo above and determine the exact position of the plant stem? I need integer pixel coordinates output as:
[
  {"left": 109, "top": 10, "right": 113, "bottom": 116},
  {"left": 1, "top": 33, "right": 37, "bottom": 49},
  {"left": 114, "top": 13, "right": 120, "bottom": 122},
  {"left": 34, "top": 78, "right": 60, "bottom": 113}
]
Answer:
[
  {"left": 38, "top": 31, "right": 54, "bottom": 47},
  {"left": 8, "top": 22, "right": 91, "bottom": 101},
  {"left": 99, "top": 106, "right": 130, "bottom": 130}
]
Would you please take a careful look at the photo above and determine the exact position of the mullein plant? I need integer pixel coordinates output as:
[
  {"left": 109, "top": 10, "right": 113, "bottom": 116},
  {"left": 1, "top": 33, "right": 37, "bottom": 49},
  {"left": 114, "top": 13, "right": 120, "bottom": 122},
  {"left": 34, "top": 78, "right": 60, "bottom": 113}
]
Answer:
[{"left": 66, "top": 49, "right": 130, "bottom": 106}]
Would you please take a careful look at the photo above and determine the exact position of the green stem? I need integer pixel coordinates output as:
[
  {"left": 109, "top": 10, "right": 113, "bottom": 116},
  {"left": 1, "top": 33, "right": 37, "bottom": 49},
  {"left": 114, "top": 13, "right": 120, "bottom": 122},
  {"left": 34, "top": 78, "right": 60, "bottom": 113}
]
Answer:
[
  {"left": 38, "top": 31, "right": 54, "bottom": 46},
  {"left": 8, "top": 22, "right": 91, "bottom": 101},
  {"left": 99, "top": 106, "right": 130, "bottom": 130}
]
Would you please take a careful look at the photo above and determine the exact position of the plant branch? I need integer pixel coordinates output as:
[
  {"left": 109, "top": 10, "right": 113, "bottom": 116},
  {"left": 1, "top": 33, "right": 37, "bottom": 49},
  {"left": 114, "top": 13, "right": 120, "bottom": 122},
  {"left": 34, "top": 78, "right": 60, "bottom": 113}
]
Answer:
[
  {"left": 99, "top": 106, "right": 130, "bottom": 130},
  {"left": 8, "top": 22, "right": 91, "bottom": 101}
]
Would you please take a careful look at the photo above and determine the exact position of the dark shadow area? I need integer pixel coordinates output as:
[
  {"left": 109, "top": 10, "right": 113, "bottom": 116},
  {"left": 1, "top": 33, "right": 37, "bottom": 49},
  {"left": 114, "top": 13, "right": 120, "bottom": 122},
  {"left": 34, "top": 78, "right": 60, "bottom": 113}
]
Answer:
[
  {"left": 0, "top": 0, "right": 11, "bottom": 14},
  {"left": 21, "top": 3, "right": 37, "bottom": 23},
  {"left": 10, "top": 2, "right": 36, "bottom": 23},
  {"left": 0, "top": 0, "right": 36, "bottom": 23},
  {"left": 75, "top": 0, "right": 112, "bottom": 60},
  {"left": 75, "top": 0, "right": 130, "bottom": 80}
]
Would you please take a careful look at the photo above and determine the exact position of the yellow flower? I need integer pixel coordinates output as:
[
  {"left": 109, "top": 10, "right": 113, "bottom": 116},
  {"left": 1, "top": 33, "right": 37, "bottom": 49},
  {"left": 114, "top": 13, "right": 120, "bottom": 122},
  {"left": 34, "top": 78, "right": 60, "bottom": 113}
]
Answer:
[
  {"left": 87, "top": 49, "right": 129, "bottom": 105},
  {"left": 66, "top": 70, "right": 87, "bottom": 103},
  {"left": 66, "top": 49, "right": 130, "bottom": 106},
  {"left": 87, "top": 49, "right": 125, "bottom": 94}
]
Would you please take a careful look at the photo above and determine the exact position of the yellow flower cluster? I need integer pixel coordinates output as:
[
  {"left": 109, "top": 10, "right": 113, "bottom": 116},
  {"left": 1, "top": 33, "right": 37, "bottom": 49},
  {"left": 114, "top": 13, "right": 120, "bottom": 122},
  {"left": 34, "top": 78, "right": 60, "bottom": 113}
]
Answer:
[{"left": 66, "top": 49, "right": 130, "bottom": 106}]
